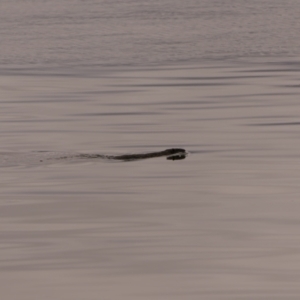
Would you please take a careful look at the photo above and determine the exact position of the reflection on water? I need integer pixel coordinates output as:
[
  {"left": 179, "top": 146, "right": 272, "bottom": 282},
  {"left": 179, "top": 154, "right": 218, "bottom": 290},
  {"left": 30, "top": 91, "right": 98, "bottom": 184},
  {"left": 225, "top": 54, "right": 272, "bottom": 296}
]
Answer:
[{"left": 1, "top": 61, "right": 300, "bottom": 299}]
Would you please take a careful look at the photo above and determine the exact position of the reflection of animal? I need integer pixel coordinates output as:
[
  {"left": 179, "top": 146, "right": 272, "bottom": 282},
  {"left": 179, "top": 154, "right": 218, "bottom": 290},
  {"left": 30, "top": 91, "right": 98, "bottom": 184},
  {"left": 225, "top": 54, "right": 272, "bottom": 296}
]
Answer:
[{"left": 78, "top": 148, "right": 187, "bottom": 161}]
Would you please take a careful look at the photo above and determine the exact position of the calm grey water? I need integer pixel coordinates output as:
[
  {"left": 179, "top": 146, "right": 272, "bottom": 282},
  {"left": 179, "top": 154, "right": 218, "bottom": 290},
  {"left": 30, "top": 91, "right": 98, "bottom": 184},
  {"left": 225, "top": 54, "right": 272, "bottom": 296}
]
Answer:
[{"left": 1, "top": 1, "right": 300, "bottom": 299}]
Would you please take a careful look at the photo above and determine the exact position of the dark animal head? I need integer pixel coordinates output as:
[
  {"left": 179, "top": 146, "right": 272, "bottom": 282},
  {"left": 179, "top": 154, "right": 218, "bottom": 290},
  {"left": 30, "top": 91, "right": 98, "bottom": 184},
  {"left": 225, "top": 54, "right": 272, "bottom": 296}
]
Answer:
[{"left": 165, "top": 148, "right": 187, "bottom": 160}]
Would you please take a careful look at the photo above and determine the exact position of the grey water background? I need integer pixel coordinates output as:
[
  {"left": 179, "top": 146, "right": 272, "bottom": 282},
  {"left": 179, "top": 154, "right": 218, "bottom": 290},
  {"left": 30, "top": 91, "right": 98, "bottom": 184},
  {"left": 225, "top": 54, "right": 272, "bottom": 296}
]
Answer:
[{"left": 2, "top": 0, "right": 300, "bottom": 299}]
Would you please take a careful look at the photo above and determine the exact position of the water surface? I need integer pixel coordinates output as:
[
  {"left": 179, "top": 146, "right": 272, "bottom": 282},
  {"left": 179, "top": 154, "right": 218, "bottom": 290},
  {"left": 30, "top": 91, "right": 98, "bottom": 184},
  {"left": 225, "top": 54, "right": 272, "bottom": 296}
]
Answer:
[
  {"left": 2, "top": 1, "right": 300, "bottom": 299},
  {"left": 2, "top": 61, "right": 300, "bottom": 300}
]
